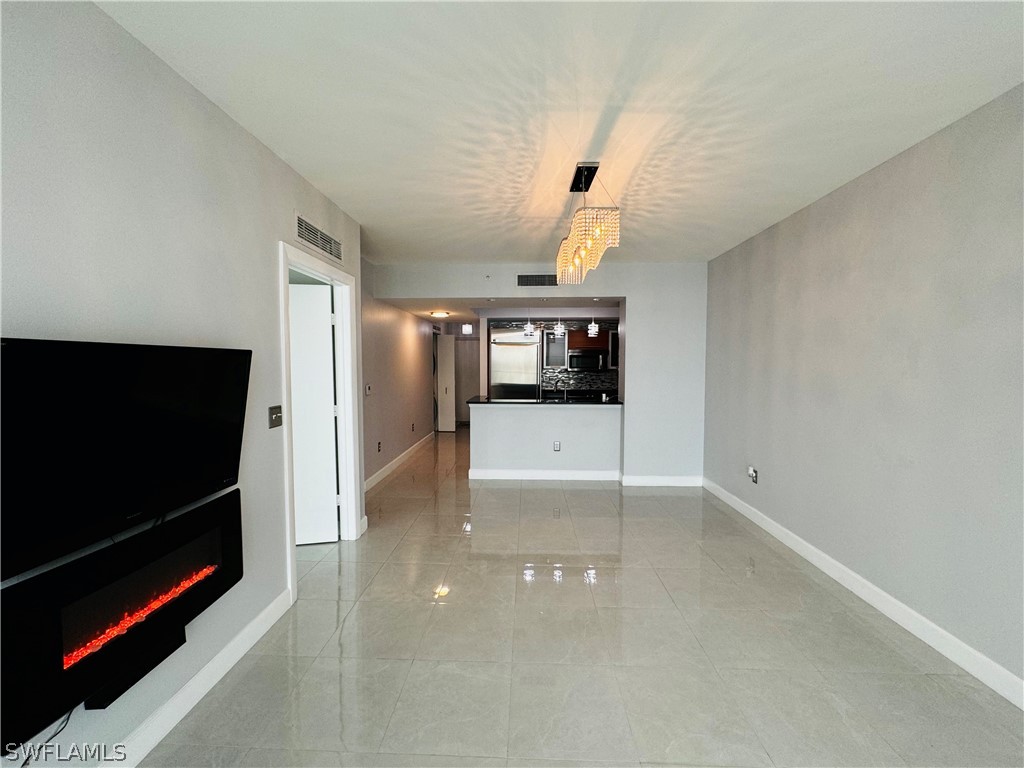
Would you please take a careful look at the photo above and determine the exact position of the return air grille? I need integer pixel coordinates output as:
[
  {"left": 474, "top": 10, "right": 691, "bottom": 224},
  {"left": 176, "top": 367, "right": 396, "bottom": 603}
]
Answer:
[
  {"left": 297, "top": 216, "right": 343, "bottom": 262},
  {"left": 517, "top": 274, "right": 558, "bottom": 287}
]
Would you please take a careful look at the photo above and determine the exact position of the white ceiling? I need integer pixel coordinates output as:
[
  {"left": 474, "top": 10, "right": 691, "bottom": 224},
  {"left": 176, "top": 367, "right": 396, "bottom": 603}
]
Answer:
[{"left": 100, "top": 2, "right": 1022, "bottom": 265}]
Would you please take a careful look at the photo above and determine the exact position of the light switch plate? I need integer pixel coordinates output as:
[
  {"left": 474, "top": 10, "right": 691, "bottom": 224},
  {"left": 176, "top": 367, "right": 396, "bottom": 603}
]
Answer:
[{"left": 268, "top": 405, "right": 283, "bottom": 429}]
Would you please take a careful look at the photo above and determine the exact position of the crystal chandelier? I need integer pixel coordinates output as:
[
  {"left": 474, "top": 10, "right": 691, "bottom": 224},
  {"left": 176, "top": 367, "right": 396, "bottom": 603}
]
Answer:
[
  {"left": 556, "top": 207, "right": 620, "bottom": 285},
  {"left": 555, "top": 162, "right": 620, "bottom": 285}
]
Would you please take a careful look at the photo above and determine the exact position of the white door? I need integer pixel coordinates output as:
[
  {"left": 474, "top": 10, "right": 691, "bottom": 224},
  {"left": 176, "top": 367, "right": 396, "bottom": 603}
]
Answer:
[
  {"left": 288, "top": 284, "right": 339, "bottom": 544},
  {"left": 437, "top": 335, "right": 456, "bottom": 432}
]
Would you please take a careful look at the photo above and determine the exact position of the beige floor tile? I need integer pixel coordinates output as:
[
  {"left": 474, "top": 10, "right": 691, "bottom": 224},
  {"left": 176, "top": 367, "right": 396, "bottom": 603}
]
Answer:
[
  {"left": 617, "top": 663, "right": 772, "bottom": 766},
  {"left": 824, "top": 671, "right": 1024, "bottom": 766},
  {"left": 381, "top": 660, "right": 512, "bottom": 758},
  {"left": 720, "top": 668, "right": 904, "bottom": 767},
  {"left": 251, "top": 599, "right": 353, "bottom": 657},
  {"left": 325, "top": 601, "right": 434, "bottom": 659},
  {"left": 508, "top": 663, "right": 638, "bottom": 763},
  {"left": 147, "top": 432, "right": 1016, "bottom": 768}
]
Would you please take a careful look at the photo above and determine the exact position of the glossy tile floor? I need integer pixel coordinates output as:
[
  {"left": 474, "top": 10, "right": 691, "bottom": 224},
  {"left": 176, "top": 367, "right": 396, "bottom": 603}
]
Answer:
[{"left": 146, "top": 430, "right": 1023, "bottom": 768}]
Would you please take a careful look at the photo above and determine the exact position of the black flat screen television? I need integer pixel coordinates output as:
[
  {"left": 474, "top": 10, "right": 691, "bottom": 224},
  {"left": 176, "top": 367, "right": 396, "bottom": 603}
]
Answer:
[{"left": 1, "top": 338, "right": 252, "bottom": 579}]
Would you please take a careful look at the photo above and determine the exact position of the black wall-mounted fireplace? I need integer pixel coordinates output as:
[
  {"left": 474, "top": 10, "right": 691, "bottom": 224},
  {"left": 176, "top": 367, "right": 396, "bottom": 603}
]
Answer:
[
  {"left": 1, "top": 491, "right": 243, "bottom": 748},
  {"left": 0, "top": 338, "right": 252, "bottom": 748}
]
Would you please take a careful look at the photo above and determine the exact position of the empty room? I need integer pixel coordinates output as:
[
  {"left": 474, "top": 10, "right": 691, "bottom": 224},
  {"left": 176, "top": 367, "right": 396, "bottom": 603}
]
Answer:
[{"left": 1, "top": 3, "right": 1021, "bottom": 767}]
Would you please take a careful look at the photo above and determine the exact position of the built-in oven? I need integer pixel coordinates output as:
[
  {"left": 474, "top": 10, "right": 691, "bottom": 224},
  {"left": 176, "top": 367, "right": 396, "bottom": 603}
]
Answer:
[{"left": 567, "top": 349, "right": 604, "bottom": 371}]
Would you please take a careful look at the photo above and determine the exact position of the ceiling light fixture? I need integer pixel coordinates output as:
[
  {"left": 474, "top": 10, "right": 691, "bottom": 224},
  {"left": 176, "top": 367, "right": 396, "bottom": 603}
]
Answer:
[
  {"left": 430, "top": 311, "right": 450, "bottom": 318},
  {"left": 523, "top": 307, "right": 536, "bottom": 337},
  {"left": 556, "top": 162, "right": 620, "bottom": 285}
]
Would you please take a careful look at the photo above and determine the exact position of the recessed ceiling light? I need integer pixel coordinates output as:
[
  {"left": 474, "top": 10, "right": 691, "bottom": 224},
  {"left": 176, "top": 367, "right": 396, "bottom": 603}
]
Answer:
[{"left": 430, "top": 311, "right": 450, "bottom": 318}]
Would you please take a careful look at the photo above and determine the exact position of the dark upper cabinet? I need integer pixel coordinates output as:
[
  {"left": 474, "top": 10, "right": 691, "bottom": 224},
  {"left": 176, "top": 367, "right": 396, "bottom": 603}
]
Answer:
[{"left": 567, "top": 329, "right": 609, "bottom": 350}]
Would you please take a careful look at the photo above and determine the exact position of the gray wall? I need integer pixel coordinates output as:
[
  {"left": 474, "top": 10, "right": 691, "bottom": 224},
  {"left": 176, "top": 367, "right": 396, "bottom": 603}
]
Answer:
[
  {"left": 1, "top": 2, "right": 361, "bottom": 753},
  {"left": 360, "top": 259, "right": 435, "bottom": 479},
  {"left": 704, "top": 86, "right": 1023, "bottom": 677}
]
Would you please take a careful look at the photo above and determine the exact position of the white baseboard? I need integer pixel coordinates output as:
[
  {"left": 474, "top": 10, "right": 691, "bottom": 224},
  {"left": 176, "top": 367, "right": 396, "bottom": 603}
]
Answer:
[
  {"left": 115, "top": 589, "right": 293, "bottom": 766},
  {"left": 364, "top": 432, "right": 434, "bottom": 491},
  {"left": 621, "top": 475, "right": 703, "bottom": 487},
  {"left": 468, "top": 468, "right": 621, "bottom": 481},
  {"left": 702, "top": 478, "right": 1024, "bottom": 711}
]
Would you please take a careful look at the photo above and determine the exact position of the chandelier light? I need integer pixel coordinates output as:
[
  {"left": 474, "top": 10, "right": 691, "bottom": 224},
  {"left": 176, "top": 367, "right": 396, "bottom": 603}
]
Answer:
[{"left": 556, "top": 162, "right": 620, "bottom": 285}]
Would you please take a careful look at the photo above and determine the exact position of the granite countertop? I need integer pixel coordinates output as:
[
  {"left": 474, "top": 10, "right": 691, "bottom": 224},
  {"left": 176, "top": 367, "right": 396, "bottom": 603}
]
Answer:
[{"left": 467, "top": 395, "right": 623, "bottom": 405}]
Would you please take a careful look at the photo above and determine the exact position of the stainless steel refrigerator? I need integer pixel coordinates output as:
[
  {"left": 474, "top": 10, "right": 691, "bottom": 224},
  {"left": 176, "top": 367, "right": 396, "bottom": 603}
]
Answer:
[{"left": 488, "top": 326, "right": 541, "bottom": 400}]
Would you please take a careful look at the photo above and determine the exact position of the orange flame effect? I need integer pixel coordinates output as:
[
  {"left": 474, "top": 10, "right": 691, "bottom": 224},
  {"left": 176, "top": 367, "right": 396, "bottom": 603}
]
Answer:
[{"left": 63, "top": 565, "right": 218, "bottom": 670}]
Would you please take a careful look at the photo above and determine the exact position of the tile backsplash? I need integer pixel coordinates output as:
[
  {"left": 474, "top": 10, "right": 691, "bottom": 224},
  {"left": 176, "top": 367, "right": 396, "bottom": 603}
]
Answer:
[{"left": 541, "top": 368, "right": 618, "bottom": 391}]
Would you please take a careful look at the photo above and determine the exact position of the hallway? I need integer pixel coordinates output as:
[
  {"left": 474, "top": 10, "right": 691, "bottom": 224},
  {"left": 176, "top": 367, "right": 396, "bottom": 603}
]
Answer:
[{"left": 145, "top": 430, "right": 1023, "bottom": 767}]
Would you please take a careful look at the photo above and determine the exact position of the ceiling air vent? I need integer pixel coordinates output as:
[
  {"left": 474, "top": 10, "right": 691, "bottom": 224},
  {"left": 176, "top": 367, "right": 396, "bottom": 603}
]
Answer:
[
  {"left": 517, "top": 274, "right": 558, "bottom": 287},
  {"left": 297, "top": 216, "right": 343, "bottom": 262}
]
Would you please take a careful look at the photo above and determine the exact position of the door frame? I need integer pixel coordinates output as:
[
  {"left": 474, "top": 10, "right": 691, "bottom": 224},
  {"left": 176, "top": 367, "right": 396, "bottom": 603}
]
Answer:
[{"left": 278, "top": 241, "right": 365, "bottom": 601}]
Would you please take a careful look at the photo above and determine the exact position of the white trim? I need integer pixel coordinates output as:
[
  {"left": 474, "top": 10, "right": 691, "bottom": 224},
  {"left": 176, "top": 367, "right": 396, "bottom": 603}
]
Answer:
[
  {"left": 468, "top": 468, "right": 621, "bottom": 481},
  {"left": 365, "top": 431, "right": 435, "bottom": 491},
  {"left": 279, "top": 240, "right": 364, "bottom": 618},
  {"left": 702, "top": 478, "right": 1024, "bottom": 711},
  {"left": 621, "top": 475, "right": 703, "bottom": 487},
  {"left": 114, "top": 589, "right": 292, "bottom": 767},
  {"left": 331, "top": 280, "right": 363, "bottom": 541}
]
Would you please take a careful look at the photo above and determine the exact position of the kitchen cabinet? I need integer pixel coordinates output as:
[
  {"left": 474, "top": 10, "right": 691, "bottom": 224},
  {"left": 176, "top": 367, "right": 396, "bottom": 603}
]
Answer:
[
  {"left": 543, "top": 331, "right": 567, "bottom": 368},
  {"left": 567, "top": 328, "right": 609, "bottom": 350}
]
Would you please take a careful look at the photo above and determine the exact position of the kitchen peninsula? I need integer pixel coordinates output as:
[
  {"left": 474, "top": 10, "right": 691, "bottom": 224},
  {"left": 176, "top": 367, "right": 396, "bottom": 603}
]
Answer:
[
  {"left": 467, "top": 396, "right": 623, "bottom": 481},
  {"left": 468, "top": 313, "right": 624, "bottom": 481}
]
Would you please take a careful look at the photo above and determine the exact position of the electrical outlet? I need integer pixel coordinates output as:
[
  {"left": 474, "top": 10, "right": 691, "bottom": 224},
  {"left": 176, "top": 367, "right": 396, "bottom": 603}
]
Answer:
[
  {"left": 553, "top": 441, "right": 561, "bottom": 452},
  {"left": 377, "top": 441, "right": 382, "bottom": 453},
  {"left": 747, "top": 466, "right": 758, "bottom": 484}
]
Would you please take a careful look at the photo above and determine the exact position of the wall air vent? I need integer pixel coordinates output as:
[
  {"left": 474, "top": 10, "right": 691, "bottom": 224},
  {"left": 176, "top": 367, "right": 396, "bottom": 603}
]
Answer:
[
  {"left": 517, "top": 274, "right": 558, "bottom": 287},
  {"left": 297, "top": 216, "right": 343, "bottom": 262}
]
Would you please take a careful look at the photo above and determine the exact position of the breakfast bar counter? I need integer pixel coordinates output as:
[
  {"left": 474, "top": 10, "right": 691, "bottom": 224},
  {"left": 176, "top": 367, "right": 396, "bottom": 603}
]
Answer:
[{"left": 467, "top": 397, "right": 623, "bottom": 481}]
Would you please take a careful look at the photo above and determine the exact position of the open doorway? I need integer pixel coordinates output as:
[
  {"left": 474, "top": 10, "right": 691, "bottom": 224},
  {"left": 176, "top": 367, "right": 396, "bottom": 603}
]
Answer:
[{"left": 278, "top": 241, "right": 364, "bottom": 601}]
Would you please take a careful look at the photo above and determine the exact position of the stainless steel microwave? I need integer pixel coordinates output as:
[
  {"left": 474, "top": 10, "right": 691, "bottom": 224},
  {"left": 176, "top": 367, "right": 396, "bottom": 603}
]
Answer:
[{"left": 567, "top": 349, "right": 604, "bottom": 371}]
